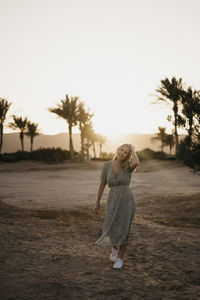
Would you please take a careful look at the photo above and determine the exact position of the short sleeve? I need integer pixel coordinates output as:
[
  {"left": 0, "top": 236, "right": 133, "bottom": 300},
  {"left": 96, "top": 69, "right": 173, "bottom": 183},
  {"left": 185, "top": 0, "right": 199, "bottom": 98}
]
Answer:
[
  {"left": 127, "top": 163, "right": 135, "bottom": 173},
  {"left": 100, "top": 162, "right": 108, "bottom": 185}
]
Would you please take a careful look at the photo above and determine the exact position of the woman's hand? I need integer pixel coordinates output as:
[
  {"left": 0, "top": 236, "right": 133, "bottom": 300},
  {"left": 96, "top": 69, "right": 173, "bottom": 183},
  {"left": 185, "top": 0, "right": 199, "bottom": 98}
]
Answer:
[
  {"left": 129, "top": 144, "right": 139, "bottom": 170},
  {"left": 95, "top": 183, "right": 105, "bottom": 214},
  {"left": 95, "top": 200, "right": 101, "bottom": 214},
  {"left": 130, "top": 144, "right": 135, "bottom": 152}
]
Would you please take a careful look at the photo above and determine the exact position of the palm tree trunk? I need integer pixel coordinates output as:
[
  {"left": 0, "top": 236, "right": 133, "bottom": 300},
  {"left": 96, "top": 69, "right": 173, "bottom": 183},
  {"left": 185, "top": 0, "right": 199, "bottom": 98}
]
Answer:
[
  {"left": 30, "top": 136, "right": 33, "bottom": 152},
  {"left": 99, "top": 143, "right": 102, "bottom": 158},
  {"left": 161, "top": 142, "right": 164, "bottom": 152},
  {"left": 79, "top": 123, "right": 84, "bottom": 161},
  {"left": 188, "top": 116, "right": 193, "bottom": 148},
  {"left": 174, "top": 108, "right": 179, "bottom": 155},
  {"left": 20, "top": 132, "right": 24, "bottom": 151},
  {"left": 86, "top": 138, "right": 89, "bottom": 160},
  {"left": 92, "top": 142, "right": 96, "bottom": 158},
  {"left": 0, "top": 122, "right": 3, "bottom": 154},
  {"left": 80, "top": 132, "right": 84, "bottom": 161},
  {"left": 68, "top": 123, "right": 75, "bottom": 161},
  {"left": 174, "top": 126, "right": 179, "bottom": 155}
]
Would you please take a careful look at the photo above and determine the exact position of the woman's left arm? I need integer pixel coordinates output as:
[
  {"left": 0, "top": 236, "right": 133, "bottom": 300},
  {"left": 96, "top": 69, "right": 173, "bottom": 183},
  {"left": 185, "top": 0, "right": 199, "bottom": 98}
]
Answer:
[{"left": 129, "top": 145, "right": 139, "bottom": 171}]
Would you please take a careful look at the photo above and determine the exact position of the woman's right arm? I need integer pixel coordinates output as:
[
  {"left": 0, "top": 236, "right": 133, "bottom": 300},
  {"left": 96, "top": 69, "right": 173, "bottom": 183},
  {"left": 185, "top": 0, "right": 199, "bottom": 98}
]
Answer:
[
  {"left": 95, "top": 182, "right": 106, "bottom": 214},
  {"left": 129, "top": 145, "right": 139, "bottom": 171}
]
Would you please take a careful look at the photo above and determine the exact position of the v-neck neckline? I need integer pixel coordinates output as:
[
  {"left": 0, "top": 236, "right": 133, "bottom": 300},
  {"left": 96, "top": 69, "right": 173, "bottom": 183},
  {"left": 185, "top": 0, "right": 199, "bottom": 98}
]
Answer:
[{"left": 111, "top": 160, "right": 121, "bottom": 177}]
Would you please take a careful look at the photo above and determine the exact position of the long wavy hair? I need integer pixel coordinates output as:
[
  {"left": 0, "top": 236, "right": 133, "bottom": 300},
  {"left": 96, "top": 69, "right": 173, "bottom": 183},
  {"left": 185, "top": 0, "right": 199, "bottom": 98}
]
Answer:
[{"left": 113, "top": 143, "right": 132, "bottom": 171}]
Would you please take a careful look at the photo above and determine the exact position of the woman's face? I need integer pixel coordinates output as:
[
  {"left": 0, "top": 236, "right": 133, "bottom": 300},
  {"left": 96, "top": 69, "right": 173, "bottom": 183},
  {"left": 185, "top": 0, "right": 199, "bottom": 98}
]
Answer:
[{"left": 117, "top": 145, "right": 130, "bottom": 161}]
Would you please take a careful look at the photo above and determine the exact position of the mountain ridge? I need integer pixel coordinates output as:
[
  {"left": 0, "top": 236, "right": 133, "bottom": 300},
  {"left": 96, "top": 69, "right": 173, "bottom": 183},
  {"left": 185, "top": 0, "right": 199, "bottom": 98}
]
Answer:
[{"left": 1, "top": 132, "right": 164, "bottom": 154}]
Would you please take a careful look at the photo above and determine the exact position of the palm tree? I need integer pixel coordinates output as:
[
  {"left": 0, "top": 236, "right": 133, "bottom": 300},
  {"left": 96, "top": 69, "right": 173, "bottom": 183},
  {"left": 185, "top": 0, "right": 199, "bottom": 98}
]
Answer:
[
  {"left": 0, "top": 98, "right": 11, "bottom": 154},
  {"left": 165, "top": 134, "right": 175, "bottom": 154},
  {"left": 150, "top": 126, "right": 167, "bottom": 152},
  {"left": 82, "top": 122, "right": 94, "bottom": 160},
  {"left": 9, "top": 116, "right": 28, "bottom": 151},
  {"left": 192, "top": 90, "right": 200, "bottom": 141},
  {"left": 90, "top": 132, "right": 98, "bottom": 158},
  {"left": 25, "top": 121, "right": 40, "bottom": 152},
  {"left": 180, "top": 87, "right": 200, "bottom": 147},
  {"left": 77, "top": 102, "right": 93, "bottom": 161},
  {"left": 96, "top": 133, "right": 106, "bottom": 158},
  {"left": 49, "top": 94, "right": 79, "bottom": 161},
  {"left": 155, "top": 77, "right": 183, "bottom": 155}
]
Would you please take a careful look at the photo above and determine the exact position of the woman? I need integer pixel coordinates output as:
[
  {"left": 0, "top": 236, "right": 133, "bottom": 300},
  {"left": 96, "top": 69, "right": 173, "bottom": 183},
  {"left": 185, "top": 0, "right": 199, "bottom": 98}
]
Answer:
[{"left": 95, "top": 144, "right": 139, "bottom": 269}]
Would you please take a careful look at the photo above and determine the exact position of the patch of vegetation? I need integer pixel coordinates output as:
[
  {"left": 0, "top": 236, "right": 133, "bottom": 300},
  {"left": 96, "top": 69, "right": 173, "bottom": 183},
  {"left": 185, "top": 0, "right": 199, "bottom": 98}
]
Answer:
[
  {"left": 0, "top": 148, "right": 79, "bottom": 163},
  {"left": 177, "top": 140, "right": 200, "bottom": 172},
  {"left": 137, "top": 148, "right": 168, "bottom": 161}
]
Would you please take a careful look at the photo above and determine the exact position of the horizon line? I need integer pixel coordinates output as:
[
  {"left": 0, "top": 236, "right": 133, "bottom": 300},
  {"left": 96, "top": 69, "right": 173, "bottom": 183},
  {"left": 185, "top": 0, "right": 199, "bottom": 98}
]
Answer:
[{"left": 4, "top": 131, "right": 158, "bottom": 136}]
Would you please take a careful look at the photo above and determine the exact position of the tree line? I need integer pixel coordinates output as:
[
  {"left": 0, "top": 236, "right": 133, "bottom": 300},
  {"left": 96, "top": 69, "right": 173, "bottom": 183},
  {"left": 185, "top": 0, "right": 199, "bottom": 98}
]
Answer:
[
  {"left": 151, "top": 76, "right": 200, "bottom": 169},
  {"left": 0, "top": 101, "right": 40, "bottom": 153},
  {"left": 0, "top": 95, "right": 106, "bottom": 161},
  {"left": 48, "top": 94, "right": 106, "bottom": 161},
  {"left": 1, "top": 76, "right": 200, "bottom": 168}
]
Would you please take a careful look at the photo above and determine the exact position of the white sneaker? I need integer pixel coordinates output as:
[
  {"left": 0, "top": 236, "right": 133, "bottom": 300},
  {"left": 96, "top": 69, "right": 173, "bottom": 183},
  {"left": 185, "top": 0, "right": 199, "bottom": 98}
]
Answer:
[
  {"left": 109, "top": 247, "right": 118, "bottom": 262},
  {"left": 113, "top": 258, "right": 123, "bottom": 269}
]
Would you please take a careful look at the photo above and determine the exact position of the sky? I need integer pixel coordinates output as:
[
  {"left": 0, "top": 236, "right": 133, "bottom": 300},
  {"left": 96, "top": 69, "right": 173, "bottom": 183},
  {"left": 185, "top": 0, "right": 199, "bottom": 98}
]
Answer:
[{"left": 0, "top": 0, "right": 200, "bottom": 136}]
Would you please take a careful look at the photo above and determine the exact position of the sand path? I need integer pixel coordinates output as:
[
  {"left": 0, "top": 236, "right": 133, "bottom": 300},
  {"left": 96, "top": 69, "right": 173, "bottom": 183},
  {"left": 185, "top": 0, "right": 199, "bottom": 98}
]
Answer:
[
  {"left": 0, "top": 160, "right": 200, "bottom": 299},
  {"left": 0, "top": 160, "right": 199, "bottom": 210}
]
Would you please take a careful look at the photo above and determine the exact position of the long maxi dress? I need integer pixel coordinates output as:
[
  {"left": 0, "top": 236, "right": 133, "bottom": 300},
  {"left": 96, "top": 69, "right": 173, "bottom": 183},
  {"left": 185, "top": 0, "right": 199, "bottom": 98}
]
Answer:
[{"left": 95, "top": 160, "right": 136, "bottom": 247}]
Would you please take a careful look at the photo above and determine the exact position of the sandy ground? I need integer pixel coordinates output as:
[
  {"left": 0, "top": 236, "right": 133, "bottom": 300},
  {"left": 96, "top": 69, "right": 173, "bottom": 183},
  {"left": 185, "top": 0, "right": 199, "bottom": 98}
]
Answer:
[{"left": 0, "top": 159, "right": 200, "bottom": 299}]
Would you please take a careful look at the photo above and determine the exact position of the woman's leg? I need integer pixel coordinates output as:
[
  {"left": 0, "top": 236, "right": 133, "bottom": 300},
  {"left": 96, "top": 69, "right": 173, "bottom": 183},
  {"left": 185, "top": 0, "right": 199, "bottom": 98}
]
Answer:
[
  {"left": 110, "top": 245, "right": 119, "bottom": 261},
  {"left": 118, "top": 243, "right": 128, "bottom": 259},
  {"left": 112, "top": 243, "right": 127, "bottom": 269}
]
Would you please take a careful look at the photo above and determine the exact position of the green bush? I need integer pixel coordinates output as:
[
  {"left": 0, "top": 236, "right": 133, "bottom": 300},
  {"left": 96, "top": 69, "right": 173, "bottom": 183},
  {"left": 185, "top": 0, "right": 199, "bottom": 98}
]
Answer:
[
  {"left": 178, "top": 141, "right": 200, "bottom": 171},
  {"left": 30, "top": 148, "right": 70, "bottom": 162},
  {"left": 137, "top": 148, "right": 166, "bottom": 160},
  {"left": 154, "top": 151, "right": 166, "bottom": 160},
  {"left": 15, "top": 151, "right": 31, "bottom": 160},
  {"left": 0, "top": 153, "right": 18, "bottom": 162},
  {"left": 0, "top": 148, "right": 78, "bottom": 163},
  {"left": 0, "top": 151, "right": 30, "bottom": 162},
  {"left": 137, "top": 148, "right": 154, "bottom": 160}
]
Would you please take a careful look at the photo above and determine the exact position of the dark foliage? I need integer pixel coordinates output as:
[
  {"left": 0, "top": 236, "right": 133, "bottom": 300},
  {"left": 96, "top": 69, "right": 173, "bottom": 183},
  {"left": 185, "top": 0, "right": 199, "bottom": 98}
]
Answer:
[
  {"left": 30, "top": 148, "right": 71, "bottom": 162},
  {"left": 137, "top": 148, "right": 167, "bottom": 161},
  {"left": 177, "top": 140, "right": 200, "bottom": 171},
  {"left": 0, "top": 148, "right": 79, "bottom": 163},
  {"left": 91, "top": 157, "right": 111, "bottom": 161}
]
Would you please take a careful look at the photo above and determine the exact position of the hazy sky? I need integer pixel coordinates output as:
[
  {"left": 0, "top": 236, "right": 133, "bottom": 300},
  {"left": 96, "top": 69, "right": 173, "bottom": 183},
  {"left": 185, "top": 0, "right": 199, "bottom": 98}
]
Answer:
[{"left": 1, "top": 0, "right": 200, "bottom": 136}]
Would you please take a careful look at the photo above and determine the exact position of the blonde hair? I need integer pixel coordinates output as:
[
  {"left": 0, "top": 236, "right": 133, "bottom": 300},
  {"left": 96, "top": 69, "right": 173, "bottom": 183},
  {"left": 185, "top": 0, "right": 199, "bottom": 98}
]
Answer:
[{"left": 113, "top": 143, "right": 132, "bottom": 171}]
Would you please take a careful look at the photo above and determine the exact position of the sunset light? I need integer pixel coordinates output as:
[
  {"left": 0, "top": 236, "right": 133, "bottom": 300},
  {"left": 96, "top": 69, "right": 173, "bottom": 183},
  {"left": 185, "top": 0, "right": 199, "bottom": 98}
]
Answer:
[
  {"left": 1, "top": 0, "right": 200, "bottom": 138},
  {"left": 0, "top": 2, "right": 200, "bottom": 296}
]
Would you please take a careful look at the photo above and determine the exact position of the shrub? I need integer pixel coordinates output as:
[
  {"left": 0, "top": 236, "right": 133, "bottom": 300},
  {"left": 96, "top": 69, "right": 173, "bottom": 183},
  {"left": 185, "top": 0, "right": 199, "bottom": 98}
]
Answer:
[
  {"left": 137, "top": 148, "right": 155, "bottom": 160},
  {"left": 153, "top": 151, "right": 166, "bottom": 160},
  {"left": 137, "top": 148, "right": 166, "bottom": 160},
  {"left": 178, "top": 141, "right": 200, "bottom": 171},
  {"left": 0, "top": 151, "right": 30, "bottom": 162},
  {"left": 30, "top": 148, "right": 70, "bottom": 162},
  {"left": 15, "top": 151, "right": 31, "bottom": 160},
  {"left": 0, "top": 148, "right": 78, "bottom": 163},
  {"left": 0, "top": 153, "right": 18, "bottom": 162}
]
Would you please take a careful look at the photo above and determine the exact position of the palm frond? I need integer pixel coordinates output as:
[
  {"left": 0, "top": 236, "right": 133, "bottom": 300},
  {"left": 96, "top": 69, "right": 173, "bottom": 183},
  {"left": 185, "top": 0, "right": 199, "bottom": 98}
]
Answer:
[{"left": 0, "top": 98, "right": 12, "bottom": 121}]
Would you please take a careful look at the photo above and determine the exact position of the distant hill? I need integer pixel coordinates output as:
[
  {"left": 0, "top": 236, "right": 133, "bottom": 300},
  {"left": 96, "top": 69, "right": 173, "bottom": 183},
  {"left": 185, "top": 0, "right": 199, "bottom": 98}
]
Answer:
[
  {"left": 104, "top": 133, "right": 164, "bottom": 154},
  {"left": 1, "top": 133, "right": 80, "bottom": 154},
  {"left": 1, "top": 132, "right": 167, "bottom": 155}
]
